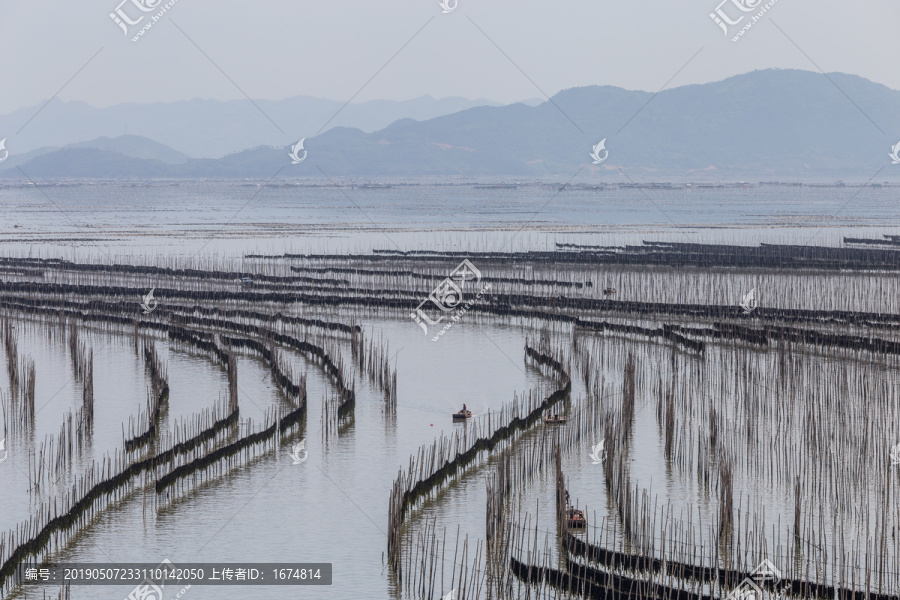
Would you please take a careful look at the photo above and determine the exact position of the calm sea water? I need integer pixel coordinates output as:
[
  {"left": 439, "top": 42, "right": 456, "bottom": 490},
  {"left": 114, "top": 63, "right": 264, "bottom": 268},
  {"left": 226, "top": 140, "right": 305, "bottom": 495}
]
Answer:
[
  {"left": 0, "top": 181, "right": 898, "bottom": 258},
  {"left": 1, "top": 316, "right": 548, "bottom": 599},
  {"left": 1, "top": 182, "right": 898, "bottom": 599}
]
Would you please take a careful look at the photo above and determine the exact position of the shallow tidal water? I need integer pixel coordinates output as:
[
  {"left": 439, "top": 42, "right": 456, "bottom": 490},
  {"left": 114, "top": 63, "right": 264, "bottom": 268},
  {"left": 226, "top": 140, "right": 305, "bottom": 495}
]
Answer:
[
  {"left": 2, "top": 182, "right": 900, "bottom": 599},
  {"left": 1, "top": 181, "right": 899, "bottom": 258},
  {"left": 2, "top": 315, "right": 543, "bottom": 599}
]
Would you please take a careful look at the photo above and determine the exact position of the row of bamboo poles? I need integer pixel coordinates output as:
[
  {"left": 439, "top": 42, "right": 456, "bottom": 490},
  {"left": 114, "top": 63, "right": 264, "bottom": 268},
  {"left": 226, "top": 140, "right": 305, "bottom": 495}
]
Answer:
[
  {"left": 5, "top": 248, "right": 900, "bottom": 598},
  {"left": 355, "top": 329, "right": 398, "bottom": 405},
  {"left": 0, "top": 295, "right": 359, "bottom": 593},
  {"left": 123, "top": 339, "right": 170, "bottom": 452},
  {"left": 388, "top": 341, "right": 573, "bottom": 580},
  {"left": 491, "top": 329, "right": 900, "bottom": 599},
  {"left": 16, "top": 251, "right": 900, "bottom": 339}
]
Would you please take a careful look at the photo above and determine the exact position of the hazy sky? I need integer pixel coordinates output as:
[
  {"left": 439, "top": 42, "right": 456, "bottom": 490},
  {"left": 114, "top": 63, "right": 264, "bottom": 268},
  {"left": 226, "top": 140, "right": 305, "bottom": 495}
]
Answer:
[{"left": 0, "top": 0, "right": 897, "bottom": 115}]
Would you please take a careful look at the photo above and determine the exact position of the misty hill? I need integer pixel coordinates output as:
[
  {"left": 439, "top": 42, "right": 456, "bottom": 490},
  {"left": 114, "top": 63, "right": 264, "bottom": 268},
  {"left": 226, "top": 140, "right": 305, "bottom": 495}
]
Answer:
[
  {"left": 3, "top": 70, "right": 900, "bottom": 179},
  {"left": 296, "top": 69, "right": 900, "bottom": 178},
  {"left": 0, "top": 135, "right": 188, "bottom": 174},
  {"left": 0, "top": 95, "right": 506, "bottom": 159},
  {"left": 65, "top": 135, "right": 189, "bottom": 164},
  {"left": 13, "top": 148, "right": 173, "bottom": 179}
]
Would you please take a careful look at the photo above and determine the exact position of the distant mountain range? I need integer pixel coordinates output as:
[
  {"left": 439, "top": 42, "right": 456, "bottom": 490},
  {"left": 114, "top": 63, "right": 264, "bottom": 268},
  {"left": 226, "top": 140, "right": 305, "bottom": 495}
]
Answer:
[
  {"left": 2, "top": 69, "right": 899, "bottom": 179},
  {"left": 0, "top": 95, "right": 514, "bottom": 159}
]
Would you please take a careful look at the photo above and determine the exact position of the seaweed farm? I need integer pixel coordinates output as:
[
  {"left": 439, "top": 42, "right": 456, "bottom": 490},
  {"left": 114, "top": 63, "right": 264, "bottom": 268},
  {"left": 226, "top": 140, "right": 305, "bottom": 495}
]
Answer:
[{"left": 1, "top": 240, "right": 899, "bottom": 600}]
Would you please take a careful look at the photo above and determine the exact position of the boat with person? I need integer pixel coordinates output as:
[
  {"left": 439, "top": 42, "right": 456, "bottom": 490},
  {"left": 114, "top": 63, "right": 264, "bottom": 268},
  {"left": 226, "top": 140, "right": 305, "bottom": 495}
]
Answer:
[
  {"left": 543, "top": 413, "right": 567, "bottom": 424},
  {"left": 566, "top": 507, "right": 586, "bottom": 529},
  {"left": 452, "top": 404, "right": 473, "bottom": 421}
]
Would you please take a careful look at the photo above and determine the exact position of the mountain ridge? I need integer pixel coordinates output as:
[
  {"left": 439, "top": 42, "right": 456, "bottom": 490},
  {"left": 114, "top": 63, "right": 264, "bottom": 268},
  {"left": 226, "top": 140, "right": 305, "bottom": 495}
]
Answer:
[{"left": 3, "top": 69, "right": 899, "bottom": 179}]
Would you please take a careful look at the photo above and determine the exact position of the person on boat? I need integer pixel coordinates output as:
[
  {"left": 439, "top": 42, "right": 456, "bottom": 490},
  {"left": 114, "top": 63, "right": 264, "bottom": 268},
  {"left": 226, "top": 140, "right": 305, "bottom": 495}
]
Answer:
[{"left": 462, "top": 403, "right": 467, "bottom": 414}]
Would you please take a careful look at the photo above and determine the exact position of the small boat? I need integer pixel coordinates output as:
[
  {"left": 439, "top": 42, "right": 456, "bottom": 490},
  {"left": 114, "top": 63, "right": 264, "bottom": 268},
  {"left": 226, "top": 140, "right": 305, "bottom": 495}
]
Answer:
[
  {"left": 543, "top": 414, "right": 567, "bottom": 424},
  {"left": 239, "top": 276, "right": 253, "bottom": 285},
  {"left": 603, "top": 287, "right": 617, "bottom": 295},
  {"left": 566, "top": 507, "right": 586, "bottom": 529},
  {"left": 452, "top": 410, "right": 473, "bottom": 421}
]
